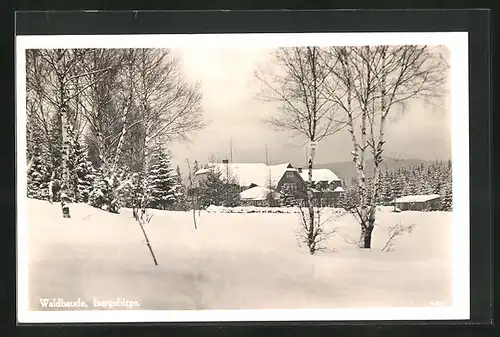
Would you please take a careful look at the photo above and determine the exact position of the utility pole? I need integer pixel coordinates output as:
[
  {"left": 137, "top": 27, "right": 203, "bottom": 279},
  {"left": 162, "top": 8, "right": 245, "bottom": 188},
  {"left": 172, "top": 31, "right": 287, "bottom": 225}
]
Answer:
[
  {"left": 222, "top": 159, "right": 229, "bottom": 207},
  {"left": 229, "top": 137, "right": 233, "bottom": 163}
]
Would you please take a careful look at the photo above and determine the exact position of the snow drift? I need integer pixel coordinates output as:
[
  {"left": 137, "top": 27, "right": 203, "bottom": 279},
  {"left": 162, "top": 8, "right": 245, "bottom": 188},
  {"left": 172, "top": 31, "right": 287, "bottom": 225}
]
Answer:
[{"left": 25, "top": 199, "right": 453, "bottom": 311}]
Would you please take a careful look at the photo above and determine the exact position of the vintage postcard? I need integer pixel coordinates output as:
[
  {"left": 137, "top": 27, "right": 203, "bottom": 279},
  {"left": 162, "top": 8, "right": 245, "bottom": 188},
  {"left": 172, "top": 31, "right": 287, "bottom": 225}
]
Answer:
[{"left": 16, "top": 32, "right": 469, "bottom": 323}]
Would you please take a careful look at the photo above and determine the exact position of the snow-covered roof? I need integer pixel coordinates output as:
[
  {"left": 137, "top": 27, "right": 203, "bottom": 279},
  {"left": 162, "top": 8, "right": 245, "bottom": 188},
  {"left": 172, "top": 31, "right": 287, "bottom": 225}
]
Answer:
[
  {"left": 334, "top": 186, "right": 345, "bottom": 192},
  {"left": 395, "top": 194, "right": 441, "bottom": 203},
  {"left": 196, "top": 163, "right": 296, "bottom": 188},
  {"left": 195, "top": 168, "right": 210, "bottom": 175},
  {"left": 240, "top": 186, "right": 279, "bottom": 201},
  {"left": 299, "top": 168, "right": 340, "bottom": 183}
]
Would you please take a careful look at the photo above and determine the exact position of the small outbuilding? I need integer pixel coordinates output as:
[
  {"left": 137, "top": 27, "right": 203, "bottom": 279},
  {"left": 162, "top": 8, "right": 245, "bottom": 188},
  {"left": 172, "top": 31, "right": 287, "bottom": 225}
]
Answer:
[
  {"left": 393, "top": 194, "right": 441, "bottom": 211},
  {"left": 240, "top": 186, "right": 280, "bottom": 206}
]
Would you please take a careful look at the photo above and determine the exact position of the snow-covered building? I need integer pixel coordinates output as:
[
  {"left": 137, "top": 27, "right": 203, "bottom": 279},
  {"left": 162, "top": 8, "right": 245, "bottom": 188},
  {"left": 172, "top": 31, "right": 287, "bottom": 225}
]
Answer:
[
  {"left": 195, "top": 162, "right": 344, "bottom": 207},
  {"left": 195, "top": 162, "right": 303, "bottom": 190},
  {"left": 239, "top": 186, "right": 280, "bottom": 206},
  {"left": 393, "top": 194, "right": 441, "bottom": 211},
  {"left": 297, "top": 167, "right": 344, "bottom": 207}
]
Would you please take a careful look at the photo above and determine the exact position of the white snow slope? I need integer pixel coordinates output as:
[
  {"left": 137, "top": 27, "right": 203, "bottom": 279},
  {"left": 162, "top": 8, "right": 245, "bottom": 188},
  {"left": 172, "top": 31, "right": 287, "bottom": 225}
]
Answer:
[{"left": 26, "top": 199, "right": 453, "bottom": 311}]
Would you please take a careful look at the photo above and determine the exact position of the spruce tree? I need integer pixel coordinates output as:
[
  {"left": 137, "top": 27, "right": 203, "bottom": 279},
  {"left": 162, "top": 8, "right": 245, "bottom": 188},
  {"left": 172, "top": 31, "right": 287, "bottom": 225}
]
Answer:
[
  {"left": 71, "top": 142, "right": 95, "bottom": 203},
  {"left": 225, "top": 183, "right": 241, "bottom": 207},
  {"left": 169, "top": 165, "right": 189, "bottom": 211},
  {"left": 198, "top": 167, "right": 226, "bottom": 208},
  {"left": 88, "top": 168, "right": 109, "bottom": 210},
  {"left": 336, "top": 190, "right": 347, "bottom": 209},
  {"left": 27, "top": 144, "right": 50, "bottom": 200},
  {"left": 440, "top": 184, "right": 452, "bottom": 211},
  {"left": 147, "top": 147, "right": 179, "bottom": 210},
  {"left": 173, "top": 165, "right": 184, "bottom": 201},
  {"left": 381, "top": 171, "right": 394, "bottom": 204}
]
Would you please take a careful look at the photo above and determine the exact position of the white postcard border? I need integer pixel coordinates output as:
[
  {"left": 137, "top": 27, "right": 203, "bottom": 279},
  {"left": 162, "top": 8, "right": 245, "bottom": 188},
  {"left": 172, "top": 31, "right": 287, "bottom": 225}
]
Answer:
[{"left": 16, "top": 31, "right": 470, "bottom": 323}]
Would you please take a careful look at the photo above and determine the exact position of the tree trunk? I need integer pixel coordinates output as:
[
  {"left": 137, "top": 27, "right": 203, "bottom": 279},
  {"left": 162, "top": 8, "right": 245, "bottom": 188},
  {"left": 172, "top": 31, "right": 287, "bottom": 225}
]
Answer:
[
  {"left": 111, "top": 95, "right": 132, "bottom": 173},
  {"left": 360, "top": 223, "right": 374, "bottom": 249},
  {"left": 307, "top": 142, "right": 316, "bottom": 254},
  {"left": 192, "top": 206, "right": 198, "bottom": 229},
  {"left": 140, "top": 134, "right": 151, "bottom": 209},
  {"left": 60, "top": 105, "right": 71, "bottom": 218},
  {"left": 358, "top": 204, "right": 376, "bottom": 248}
]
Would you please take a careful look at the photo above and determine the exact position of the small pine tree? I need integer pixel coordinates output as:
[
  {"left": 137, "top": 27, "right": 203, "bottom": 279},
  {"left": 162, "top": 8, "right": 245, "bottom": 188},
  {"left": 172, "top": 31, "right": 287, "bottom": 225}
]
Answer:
[
  {"left": 440, "top": 160, "right": 453, "bottom": 211},
  {"left": 441, "top": 185, "right": 452, "bottom": 211},
  {"left": 27, "top": 145, "right": 50, "bottom": 200},
  {"left": 198, "top": 167, "right": 226, "bottom": 208},
  {"left": 173, "top": 165, "right": 184, "bottom": 200},
  {"left": 225, "top": 183, "right": 241, "bottom": 207},
  {"left": 88, "top": 168, "right": 109, "bottom": 210},
  {"left": 120, "top": 172, "right": 144, "bottom": 210},
  {"left": 169, "top": 165, "right": 190, "bottom": 211},
  {"left": 147, "top": 147, "right": 179, "bottom": 210},
  {"left": 72, "top": 142, "right": 95, "bottom": 203},
  {"left": 382, "top": 171, "right": 394, "bottom": 204},
  {"left": 336, "top": 191, "right": 347, "bottom": 209}
]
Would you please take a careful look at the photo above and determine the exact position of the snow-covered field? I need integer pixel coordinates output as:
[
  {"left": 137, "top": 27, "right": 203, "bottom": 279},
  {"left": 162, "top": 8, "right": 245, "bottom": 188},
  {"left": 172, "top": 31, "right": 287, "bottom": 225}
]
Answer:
[{"left": 25, "top": 199, "right": 453, "bottom": 311}]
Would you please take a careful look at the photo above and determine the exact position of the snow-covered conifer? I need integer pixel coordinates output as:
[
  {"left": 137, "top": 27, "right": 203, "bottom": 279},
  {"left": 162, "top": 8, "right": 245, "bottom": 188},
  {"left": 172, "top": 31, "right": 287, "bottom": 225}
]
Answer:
[
  {"left": 27, "top": 144, "right": 50, "bottom": 200},
  {"left": 71, "top": 141, "right": 95, "bottom": 203},
  {"left": 147, "top": 147, "right": 179, "bottom": 210},
  {"left": 198, "top": 167, "right": 226, "bottom": 208}
]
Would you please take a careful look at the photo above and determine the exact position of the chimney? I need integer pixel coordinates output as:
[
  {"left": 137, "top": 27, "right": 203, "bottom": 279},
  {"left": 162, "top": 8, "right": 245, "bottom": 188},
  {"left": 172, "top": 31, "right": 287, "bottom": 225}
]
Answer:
[{"left": 298, "top": 167, "right": 303, "bottom": 173}]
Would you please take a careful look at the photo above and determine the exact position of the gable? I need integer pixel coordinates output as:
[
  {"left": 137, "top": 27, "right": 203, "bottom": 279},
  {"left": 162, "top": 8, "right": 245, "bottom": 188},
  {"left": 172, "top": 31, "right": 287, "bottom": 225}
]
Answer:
[{"left": 276, "top": 170, "right": 306, "bottom": 190}]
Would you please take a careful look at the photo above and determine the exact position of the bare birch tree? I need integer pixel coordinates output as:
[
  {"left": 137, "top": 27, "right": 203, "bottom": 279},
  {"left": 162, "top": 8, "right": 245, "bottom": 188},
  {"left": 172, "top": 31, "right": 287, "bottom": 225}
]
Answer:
[
  {"left": 132, "top": 49, "right": 203, "bottom": 211},
  {"left": 33, "top": 49, "right": 112, "bottom": 218},
  {"left": 323, "top": 45, "right": 448, "bottom": 248},
  {"left": 27, "top": 48, "right": 204, "bottom": 216},
  {"left": 255, "top": 47, "right": 345, "bottom": 254}
]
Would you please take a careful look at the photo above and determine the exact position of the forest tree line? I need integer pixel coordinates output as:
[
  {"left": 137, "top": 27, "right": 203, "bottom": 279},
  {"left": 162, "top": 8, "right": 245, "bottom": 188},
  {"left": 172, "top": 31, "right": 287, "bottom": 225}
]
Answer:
[{"left": 338, "top": 160, "right": 453, "bottom": 211}]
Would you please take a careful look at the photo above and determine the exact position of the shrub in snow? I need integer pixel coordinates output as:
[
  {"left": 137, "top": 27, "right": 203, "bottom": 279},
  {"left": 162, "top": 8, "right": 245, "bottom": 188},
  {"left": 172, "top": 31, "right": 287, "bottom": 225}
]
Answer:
[
  {"left": 88, "top": 168, "right": 130, "bottom": 213},
  {"left": 381, "top": 223, "right": 415, "bottom": 252},
  {"left": 279, "top": 185, "right": 297, "bottom": 207}
]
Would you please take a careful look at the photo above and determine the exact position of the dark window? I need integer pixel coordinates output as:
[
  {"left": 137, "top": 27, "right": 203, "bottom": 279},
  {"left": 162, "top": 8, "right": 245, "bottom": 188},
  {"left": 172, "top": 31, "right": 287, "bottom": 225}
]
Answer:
[{"left": 286, "top": 171, "right": 295, "bottom": 178}]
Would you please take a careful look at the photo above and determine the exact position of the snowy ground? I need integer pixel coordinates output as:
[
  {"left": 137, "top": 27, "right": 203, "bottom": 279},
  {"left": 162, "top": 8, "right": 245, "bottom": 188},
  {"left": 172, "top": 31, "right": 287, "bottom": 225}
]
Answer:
[{"left": 26, "top": 199, "right": 453, "bottom": 310}]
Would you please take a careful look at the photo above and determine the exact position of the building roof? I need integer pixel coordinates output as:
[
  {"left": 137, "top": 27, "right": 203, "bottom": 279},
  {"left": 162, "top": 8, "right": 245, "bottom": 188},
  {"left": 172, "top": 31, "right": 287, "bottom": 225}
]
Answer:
[
  {"left": 333, "top": 186, "right": 345, "bottom": 192},
  {"left": 194, "top": 168, "right": 210, "bottom": 175},
  {"left": 240, "top": 186, "right": 279, "bottom": 201},
  {"left": 395, "top": 194, "right": 441, "bottom": 203},
  {"left": 299, "top": 168, "right": 341, "bottom": 183},
  {"left": 196, "top": 162, "right": 297, "bottom": 188}
]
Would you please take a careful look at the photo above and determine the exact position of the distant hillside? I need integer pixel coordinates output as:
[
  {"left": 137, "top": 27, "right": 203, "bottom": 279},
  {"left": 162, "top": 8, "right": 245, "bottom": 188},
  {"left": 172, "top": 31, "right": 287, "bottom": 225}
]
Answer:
[{"left": 316, "top": 158, "right": 436, "bottom": 182}]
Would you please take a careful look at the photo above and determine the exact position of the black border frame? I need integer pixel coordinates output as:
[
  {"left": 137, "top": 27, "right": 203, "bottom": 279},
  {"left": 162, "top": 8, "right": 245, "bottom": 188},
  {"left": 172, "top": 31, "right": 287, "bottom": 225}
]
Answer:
[{"left": 5, "top": 8, "right": 494, "bottom": 337}]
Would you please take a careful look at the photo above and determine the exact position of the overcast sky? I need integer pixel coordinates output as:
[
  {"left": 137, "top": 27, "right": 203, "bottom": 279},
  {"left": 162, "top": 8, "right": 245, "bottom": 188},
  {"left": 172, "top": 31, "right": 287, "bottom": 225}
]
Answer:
[{"left": 168, "top": 47, "right": 451, "bottom": 173}]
